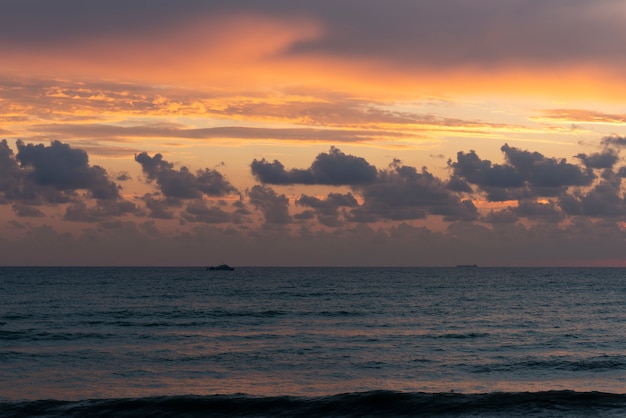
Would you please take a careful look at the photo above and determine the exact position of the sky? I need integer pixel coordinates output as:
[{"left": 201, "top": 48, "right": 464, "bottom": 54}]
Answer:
[{"left": 0, "top": 0, "right": 625, "bottom": 266}]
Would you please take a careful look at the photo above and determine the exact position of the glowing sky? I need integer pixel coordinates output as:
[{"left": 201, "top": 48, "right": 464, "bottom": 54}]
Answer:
[{"left": 0, "top": 0, "right": 625, "bottom": 266}]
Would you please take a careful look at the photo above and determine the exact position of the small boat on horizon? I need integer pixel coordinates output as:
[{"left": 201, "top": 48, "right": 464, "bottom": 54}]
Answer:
[
  {"left": 456, "top": 264, "right": 478, "bottom": 268},
  {"left": 206, "top": 264, "right": 235, "bottom": 271}
]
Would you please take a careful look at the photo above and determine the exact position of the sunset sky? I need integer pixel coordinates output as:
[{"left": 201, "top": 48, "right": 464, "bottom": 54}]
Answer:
[{"left": 1, "top": 0, "right": 625, "bottom": 266}]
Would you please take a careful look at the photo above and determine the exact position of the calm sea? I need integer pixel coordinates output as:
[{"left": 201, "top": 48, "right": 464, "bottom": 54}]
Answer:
[{"left": 1, "top": 267, "right": 626, "bottom": 417}]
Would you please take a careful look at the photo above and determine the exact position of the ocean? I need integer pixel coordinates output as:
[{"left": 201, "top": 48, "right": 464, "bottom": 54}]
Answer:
[{"left": 1, "top": 266, "right": 625, "bottom": 417}]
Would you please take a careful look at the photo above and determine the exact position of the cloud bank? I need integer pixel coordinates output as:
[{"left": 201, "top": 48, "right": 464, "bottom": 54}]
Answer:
[
  {"left": 2, "top": 1, "right": 625, "bottom": 72},
  {"left": 5, "top": 138, "right": 623, "bottom": 266}
]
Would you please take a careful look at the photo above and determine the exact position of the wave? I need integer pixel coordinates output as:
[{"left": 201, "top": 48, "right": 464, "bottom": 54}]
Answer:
[
  {"left": 473, "top": 355, "right": 626, "bottom": 373},
  {"left": 2, "top": 391, "right": 626, "bottom": 417}
]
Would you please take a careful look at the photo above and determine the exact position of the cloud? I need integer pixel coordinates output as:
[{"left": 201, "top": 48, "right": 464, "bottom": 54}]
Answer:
[
  {"left": 1, "top": 0, "right": 625, "bottom": 106},
  {"left": 115, "top": 172, "right": 132, "bottom": 182},
  {"left": 481, "top": 208, "right": 519, "bottom": 224},
  {"left": 513, "top": 199, "right": 564, "bottom": 223},
  {"left": 0, "top": 139, "right": 124, "bottom": 205},
  {"left": 1, "top": 137, "right": 624, "bottom": 266},
  {"left": 140, "top": 194, "right": 181, "bottom": 219},
  {"left": 446, "top": 176, "right": 474, "bottom": 193},
  {"left": 181, "top": 200, "right": 233, "bottom": 224},
  {"left": 231, "top": 200, "right": 253, "bottom": 225},
  {"left": 0, "top": 1, "right": 193, "bottom": 44},
  {"left": 501, "top": 144, "right": 594, "bottom": 189},
  {"left": 449, "top": 149, "right": 524, "bottom": 190},
  {"left": 296, "top": 192, "right": 359, "bottom": 227},
  {"left": 350, "top": 160, "right": 478, "bottom": 222},
  {"left": 450, "top": 144, "right": 596, "bottom": 201},
  {"left": 293, "top": 209, "right": 315, "bottom": 221},
  {"left": 0, "top": 139, "right": 24, "bottom": 204},
  {"left": 602, "top": 135, "right": 626, "bottom": 148},
  {"left": 251, "top": 146, "right": 377, "bottom": 185},
  {"left": 3, "top": 3, "right": 620, "bottom": 106},
  {"left": 3, "top": 0, "right": 623, "bottom": 73},
  {"left": 309, "top": 1, "right": 626, "bottom": 75},
  {"left": 2, "top": 77, "right": 525, "bottom": 151},
  {"left": 534, "top": 109, "right": 626, "bottom": 124},
  {"left": 247, "top": 185, "right": 292, "bottom": 225},
  {"left": 218, "top": 95, "right": 507, "bottom": 130},
  {"left": 11, "top": 203, "right": 45, "bottom": 218},
  {"left": 33, "top": 123, "right": 408, "bottom": 144},
  {"left": 16, "top": 140, "right": 121, "bottom": 199},
  {"left": 576, "top": 150, "right": 620, "bottom": 170},
  {"left": 561, "top": 181, "right": 626, "bottom": 218},
  {"left": 63, "top": 199, "right": 141, "bottom": 222},
  {"left": 251, "top": 147, "right": 478, "bottom": 223},
  {"left": 135, "top": 152, "right": 238, "bottom": 199}
]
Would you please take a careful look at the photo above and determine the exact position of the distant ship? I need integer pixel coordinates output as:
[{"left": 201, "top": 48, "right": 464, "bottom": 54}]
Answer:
[
  {"left": 206, "top": 264, "right": 235, "bottom": 271},
  {"left": 456, "top": 264, "right": 478, "bottom": 268}
]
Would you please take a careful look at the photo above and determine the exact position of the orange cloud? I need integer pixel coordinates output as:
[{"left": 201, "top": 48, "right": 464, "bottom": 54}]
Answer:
[
  {"left": 532, "top": 109, "right": 626, "bottom": 125},
  {"left": 2, "top": 13, "right": 322, "bottom": 88}
]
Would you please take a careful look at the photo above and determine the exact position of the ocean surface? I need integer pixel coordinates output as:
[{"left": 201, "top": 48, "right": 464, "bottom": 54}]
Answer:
[{"left": 1, "top": 266, "right": 626, "bottom": 417}]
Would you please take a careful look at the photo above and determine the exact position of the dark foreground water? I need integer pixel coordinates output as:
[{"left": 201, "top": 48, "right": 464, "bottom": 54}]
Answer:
[{"left": 1, "top": 267, "right": 625, "bottom": 417}]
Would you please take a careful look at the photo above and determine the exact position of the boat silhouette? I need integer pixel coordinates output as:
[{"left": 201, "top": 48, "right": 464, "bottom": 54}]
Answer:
[{"left": 206, "top": 264, "right": 235, "bottom": 271}]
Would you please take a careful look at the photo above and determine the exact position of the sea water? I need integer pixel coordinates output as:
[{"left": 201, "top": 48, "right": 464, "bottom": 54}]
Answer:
[{"left": 1, "top": 267, "right": 626, "bottom": 417}]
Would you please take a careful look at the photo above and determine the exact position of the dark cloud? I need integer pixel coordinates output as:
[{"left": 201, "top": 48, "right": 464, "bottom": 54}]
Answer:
[
  {"left": 135, "top": 152, "right": 238, "bottom": 199},
  {"left": 0, "top": 139, "right": 123, "bottom": 205},
  {"left": 251, "top": 146, "right": 377, "bottom": 185},
  {"left": 602, "top": 135, "right": 626, "bottom": 148},
  {"left": 294, "top": 209, "right": 315, "bottom": 221},
  {"left": 11, "top": 203, "right": 45, "bottom": 218},
  {"left": 481, "top": 208, "right": 519, "bottom": 224},
  {"left": 16, "top": 140, "right": 120, "bottom": 199},
  {"left": 450, "top": 144, "right": 595, "bottom": 201},
  {"left": 576, "top": 150, "right": 619, "bottom": 170},
  {"left": 115, "top": 172, "right": 131, "bottom": 182},
  {"left": 449, "top": 150, "right": 524, "bottom": 189},
  {"left": 231, "top": 200, "right": 253, "bottom": 225},
  {"left": 297, "top": 192, "right": 359, "bottom": 209},
  {"left": 247, "top": 185, "right": 292, "bottom": 225},
  {"left": 0, "top": 139, "right": 23, "bottom": 204},
  {"left": 251, "top": 147, "right": 479, "bottom": 224},
  {"left": 281, "top": 0, "right": 625, "bottom": 70},
  {"left": 352, "top": 161, "right": 478, "bottom": 222},
  {"left": 140, "top": 194, "right": 182, "bottom": 219},
  {"left": 250, "top": 159, "right": 313, "bottom": 185},
  {"left": 513, "top": 200, "right": 564, "bottom": 223},
  {"left": 0, "top": 1, "right": 206, "bottom": 46},
  {"left": 446, "top": 176, "right": 473, "bottom": 193},
  {"left": 501, "top": 144, "right": 594, "bottom": 189},
  {"left": 296, "top": 192, "right": 359, "bottom": 227},
  {"left": 561, "top": 181, "right": 626, "bottom": 218},
  {"left": 4, "top": 1, "right": 623, "bottom": 71},
  {"left": 63, "top": 199, "right": 141, "bottom": 222},
  {"left": 182, "top": 200, "right": 233, "bottom": 224}
]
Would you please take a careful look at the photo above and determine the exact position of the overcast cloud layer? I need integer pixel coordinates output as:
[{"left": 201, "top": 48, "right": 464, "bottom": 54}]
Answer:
[{"left": 2, "top": 1, "right": 625, "bottom": 70}]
